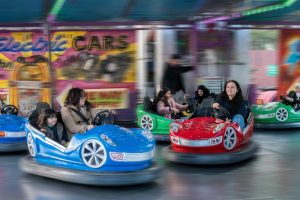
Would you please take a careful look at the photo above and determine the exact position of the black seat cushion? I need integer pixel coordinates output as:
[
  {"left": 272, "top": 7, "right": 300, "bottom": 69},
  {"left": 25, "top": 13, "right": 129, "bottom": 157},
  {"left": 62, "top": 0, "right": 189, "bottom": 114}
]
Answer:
[{"left": 143, "top": 96, "right": 154, "bottom": 112}]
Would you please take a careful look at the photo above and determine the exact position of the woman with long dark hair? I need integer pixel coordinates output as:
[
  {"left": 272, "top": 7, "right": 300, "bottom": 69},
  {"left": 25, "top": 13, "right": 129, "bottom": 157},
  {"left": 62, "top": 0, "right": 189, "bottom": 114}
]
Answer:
[
  {"left": 212, "top": 80, "right": 248, "bottom": 129},
  {"left": 61, "top": 88, "right": 97, "bottom": 139}
]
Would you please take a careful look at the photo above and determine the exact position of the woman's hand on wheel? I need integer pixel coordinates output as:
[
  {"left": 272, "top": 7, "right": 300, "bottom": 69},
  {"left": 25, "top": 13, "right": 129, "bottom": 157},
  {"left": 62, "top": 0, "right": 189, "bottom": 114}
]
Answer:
[
  {"left": 212, "top": 103, "right": 220, "bottom": 109},
  {"left": 173, "top": 108, "right": 180, "bottom": 113},
  {"left": 225, "top": 118, "right": 231, "bottom": 123},
  {"left": 87, "top": 124, "right": 94, "bottom": 130}
]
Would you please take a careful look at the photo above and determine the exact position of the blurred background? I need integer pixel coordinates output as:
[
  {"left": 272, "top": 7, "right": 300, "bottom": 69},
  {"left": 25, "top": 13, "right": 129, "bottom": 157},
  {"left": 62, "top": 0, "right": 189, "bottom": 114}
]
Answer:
[
  {"left": 2, "top": 1, "right": 300, "bottom": 200},
  {"left": 0, "top": 0, "right": 298, "bottom": 121}
]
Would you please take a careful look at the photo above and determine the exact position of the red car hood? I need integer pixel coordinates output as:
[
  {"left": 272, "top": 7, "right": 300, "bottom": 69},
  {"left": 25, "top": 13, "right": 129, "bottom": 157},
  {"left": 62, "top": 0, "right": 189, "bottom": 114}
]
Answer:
[{"left": 175, "top": 117, "right": 222, "bottom": 139}]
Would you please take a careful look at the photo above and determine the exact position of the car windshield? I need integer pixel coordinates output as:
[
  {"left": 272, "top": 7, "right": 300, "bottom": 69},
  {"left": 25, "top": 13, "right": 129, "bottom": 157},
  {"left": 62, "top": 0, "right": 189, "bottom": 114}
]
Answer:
[{"left": 188, "top": 97, "right": 214, "bottom": 119}]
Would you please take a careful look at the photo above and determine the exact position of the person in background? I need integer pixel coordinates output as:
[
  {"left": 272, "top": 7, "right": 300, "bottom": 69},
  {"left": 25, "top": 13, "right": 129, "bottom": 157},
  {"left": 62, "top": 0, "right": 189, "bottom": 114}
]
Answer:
[
  {"left": 212, "top": 80, "right": 248, "bottom": 129},
  {"left": 153, "top": 87, "right": 188, "bottom": 119},
  {"left": 37, "top": 108, "right": 68, "bottom": 145},
  {"left": 194, "top": 85, "right": 210, "bottom": 106},
  {"left": 281, "top": 83, "right": 300, "bottom": 111},
  {"left": 162, "top": 54, "right": 194, "bottom": 103}
]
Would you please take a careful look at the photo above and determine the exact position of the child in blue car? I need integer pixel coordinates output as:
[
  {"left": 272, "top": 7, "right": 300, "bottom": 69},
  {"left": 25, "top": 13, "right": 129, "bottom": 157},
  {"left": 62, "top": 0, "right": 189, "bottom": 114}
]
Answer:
[{"left": 37, "top": 108, "right": 68, "bottom": 145}]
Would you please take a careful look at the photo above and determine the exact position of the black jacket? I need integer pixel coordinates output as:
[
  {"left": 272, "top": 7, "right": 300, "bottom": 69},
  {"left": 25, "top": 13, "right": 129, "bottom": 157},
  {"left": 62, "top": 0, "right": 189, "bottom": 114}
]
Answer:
[
  {"left": 216, "top": 96, "right": 249, "bottom": 120},
  {"left": 287, "top": 91, "right": 300, "bottom": 107}
]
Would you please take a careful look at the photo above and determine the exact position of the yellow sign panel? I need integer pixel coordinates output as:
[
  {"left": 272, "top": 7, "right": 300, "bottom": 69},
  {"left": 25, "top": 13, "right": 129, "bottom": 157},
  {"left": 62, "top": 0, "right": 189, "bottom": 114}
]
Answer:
[
  {"left": 0, "top": 80, "right": 8, "bottom": 88},
  {"left": 85, "top": 88, "right": 129, "bottom": 109}
]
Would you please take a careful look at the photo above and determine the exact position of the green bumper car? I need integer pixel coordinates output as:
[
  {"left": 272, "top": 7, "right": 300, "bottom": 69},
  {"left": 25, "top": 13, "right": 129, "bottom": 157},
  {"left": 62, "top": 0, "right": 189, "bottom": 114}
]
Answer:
[
  {"left": 136, "top": 104, "right": 172, "bottom": 141},
  {"left": 251, "top": 102, "right": 300, "bottom": 129},
  {"left": 136, "top": 96, "right": 196, "bottom": 141}
]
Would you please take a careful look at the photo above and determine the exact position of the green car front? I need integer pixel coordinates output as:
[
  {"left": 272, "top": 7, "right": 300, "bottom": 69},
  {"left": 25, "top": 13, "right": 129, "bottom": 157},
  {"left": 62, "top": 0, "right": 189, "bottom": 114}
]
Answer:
[
  {"left": 136, "top": 105, "right": 173, "bottom": 141},
  {"left": 251, "top": 102, "right": 300, "bottom": 129}
]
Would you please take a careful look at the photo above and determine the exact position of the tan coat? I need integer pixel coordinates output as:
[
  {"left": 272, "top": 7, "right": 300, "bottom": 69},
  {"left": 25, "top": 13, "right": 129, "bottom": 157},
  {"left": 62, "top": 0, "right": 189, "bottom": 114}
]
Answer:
[{"left": 61, "top": 105, "right": 97, "bottom": 139}]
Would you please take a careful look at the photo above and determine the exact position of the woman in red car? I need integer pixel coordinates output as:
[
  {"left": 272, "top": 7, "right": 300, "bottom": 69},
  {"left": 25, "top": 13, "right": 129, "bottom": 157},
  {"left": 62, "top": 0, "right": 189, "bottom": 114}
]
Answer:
[{"left": 212, "top": 80, "right": 249, "bottom": 129}]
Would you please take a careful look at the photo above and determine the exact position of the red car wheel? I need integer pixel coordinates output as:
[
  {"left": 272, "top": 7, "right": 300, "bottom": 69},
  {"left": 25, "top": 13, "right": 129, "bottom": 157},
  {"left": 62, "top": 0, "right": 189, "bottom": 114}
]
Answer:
[{"left": 223, "top": 127, "right": 237, "bottom": 150}]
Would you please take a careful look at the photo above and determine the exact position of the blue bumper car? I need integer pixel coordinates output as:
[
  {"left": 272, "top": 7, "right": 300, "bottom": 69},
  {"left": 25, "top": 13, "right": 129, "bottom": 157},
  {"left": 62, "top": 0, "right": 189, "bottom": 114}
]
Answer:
[
  {"left": 0, "top": 105, "right": 27, "bottom": 152},
  {"left": 20, "top": 122, "right": 160, "bottom": 186}
]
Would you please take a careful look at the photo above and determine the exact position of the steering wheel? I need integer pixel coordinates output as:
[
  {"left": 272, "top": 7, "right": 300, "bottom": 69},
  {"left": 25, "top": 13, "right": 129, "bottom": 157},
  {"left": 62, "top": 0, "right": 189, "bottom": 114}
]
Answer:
[
  {"left": 211, "top": 106, "right": 231, "bottom": 120},
  {"left": 1, "top": 105, "right": 18, "bottom": 115},
  {"left": 186, "top": 101, "right": 197, "bottom": 114},
  {"left": 182, "top": 99, "right": 198, "bottom": 116},
  {"left": 93, "top": 110, "right": 115, "bottom": 126}
]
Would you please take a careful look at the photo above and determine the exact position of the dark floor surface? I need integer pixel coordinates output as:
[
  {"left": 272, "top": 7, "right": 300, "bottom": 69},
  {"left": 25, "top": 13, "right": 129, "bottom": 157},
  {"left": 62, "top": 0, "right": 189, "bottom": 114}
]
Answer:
[{"left": 1, "top": 128, "right": 300, "bottom": 200}]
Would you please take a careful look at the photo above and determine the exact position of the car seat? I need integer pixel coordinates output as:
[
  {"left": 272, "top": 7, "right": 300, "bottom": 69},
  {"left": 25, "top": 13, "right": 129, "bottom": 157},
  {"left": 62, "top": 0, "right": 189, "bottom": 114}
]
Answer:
[
  {"left": 244, "top": 101, "right": 252, "bottom": 129},
  {"left": 143, "top": 96, "right": 155, "bottom": 112},
  {"left": 28, "top": 102, "right": 50, "bottom": 128},
  {"left": 0, "top": 99, "right": 4, "bottom": 110},
  {"left": 55, "top": 112, "right": 69, "bottom": 143}
]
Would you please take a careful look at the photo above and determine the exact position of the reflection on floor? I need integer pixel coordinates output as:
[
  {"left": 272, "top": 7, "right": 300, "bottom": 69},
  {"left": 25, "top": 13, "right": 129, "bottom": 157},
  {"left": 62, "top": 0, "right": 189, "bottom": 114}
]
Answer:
[{"left": 1, "top": 128, "right": 300, "bottom": 200}]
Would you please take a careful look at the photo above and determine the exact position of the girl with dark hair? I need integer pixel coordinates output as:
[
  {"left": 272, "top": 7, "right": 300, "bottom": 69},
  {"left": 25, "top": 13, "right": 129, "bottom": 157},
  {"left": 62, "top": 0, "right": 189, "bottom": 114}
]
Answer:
[
  {"left": 37, "top": 108, "right": 68, "bottom": 145},
  {"left": 194, "top": 85, "right": 210, "bottom": 105},
  {"left": 153, "top": 87, "right": 188, "bottom": 119},
  {"left": 212, "top": 80, "right": 248, "bottom": 129}
]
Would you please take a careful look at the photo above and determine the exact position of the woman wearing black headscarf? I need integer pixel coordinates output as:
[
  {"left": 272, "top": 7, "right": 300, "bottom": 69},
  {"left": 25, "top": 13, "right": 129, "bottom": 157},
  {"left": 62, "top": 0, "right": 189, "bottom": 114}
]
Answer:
[{"left": 194, "top": 85, "right": 210, "bottom": 106}]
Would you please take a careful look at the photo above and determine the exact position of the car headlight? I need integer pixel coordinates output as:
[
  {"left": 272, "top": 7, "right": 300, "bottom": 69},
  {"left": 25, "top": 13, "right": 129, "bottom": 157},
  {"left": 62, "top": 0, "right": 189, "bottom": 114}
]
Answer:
[
  {"left": 213, "top": 123, "right": 225, "bottom": 134},
  {"left": 209, "top": 136, "right": 222, "bottom": 145},
  {"left": 170, "top": 123, "right": 181, "bottom": 133},
  {"left": 0, "top": 131, "right": 5, "bottom": 137},
  {"left": 100, "top": 134, "right": 116, "bottom": 146},
  {"left": 170, "top": 136, "right": 180, "bottom": 145},
  {"left": 142, "top": 130, "right": 153, "bottom": 141}
]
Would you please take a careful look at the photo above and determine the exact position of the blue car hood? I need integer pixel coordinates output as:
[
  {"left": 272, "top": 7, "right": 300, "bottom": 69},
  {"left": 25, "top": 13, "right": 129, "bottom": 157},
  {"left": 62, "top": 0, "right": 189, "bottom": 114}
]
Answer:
[
  {"left": 0, "top": 115, "right": 26, "bottom": 132},
  {"left": 74, "top": 125, "right": 153, "bottom": 152}
]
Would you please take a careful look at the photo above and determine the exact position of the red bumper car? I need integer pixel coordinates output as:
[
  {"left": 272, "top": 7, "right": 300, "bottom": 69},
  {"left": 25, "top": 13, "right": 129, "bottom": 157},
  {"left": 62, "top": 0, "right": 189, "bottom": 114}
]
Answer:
[{"left": 163, "top": 106, "right": 259, "bottom": 165}]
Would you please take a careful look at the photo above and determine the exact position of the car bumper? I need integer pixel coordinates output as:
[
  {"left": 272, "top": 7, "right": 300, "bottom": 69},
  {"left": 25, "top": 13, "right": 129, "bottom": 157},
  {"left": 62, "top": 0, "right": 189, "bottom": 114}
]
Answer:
[
  {"left": 0, "top": 137, "right": 27, "bottom": 152},
  {"left": 170, "top": 135, "right": 223, "bottom": 147},
  {"left": 20, "top": 157, "right": 161, "bottom": 186},
  {"left": 254, "top": 122, "right": 300, "bottom": 129},
  {"left": 163, "top": 140, "right": 259, "bottom": 165}
]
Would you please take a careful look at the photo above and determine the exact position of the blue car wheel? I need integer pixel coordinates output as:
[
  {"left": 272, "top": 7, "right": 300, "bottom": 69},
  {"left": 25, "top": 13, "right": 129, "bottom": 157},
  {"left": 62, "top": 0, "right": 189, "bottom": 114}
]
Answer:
[
  {"left": 27, "top": 132, "right": 36, "bottom": 157},
  {"left": 81, "top": 139, "right": 107, "bottom": 168}
]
